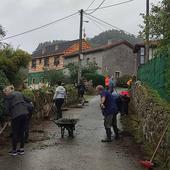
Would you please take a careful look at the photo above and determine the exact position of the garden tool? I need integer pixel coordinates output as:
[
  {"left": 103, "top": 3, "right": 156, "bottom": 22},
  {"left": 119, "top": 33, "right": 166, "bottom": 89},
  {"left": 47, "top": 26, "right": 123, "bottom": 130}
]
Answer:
[
  {"left": 0, "top": 122, "right": 8, "bottom": 135},
  {"left": 139, "top": 123, "right": 169, "bottom": 170}
]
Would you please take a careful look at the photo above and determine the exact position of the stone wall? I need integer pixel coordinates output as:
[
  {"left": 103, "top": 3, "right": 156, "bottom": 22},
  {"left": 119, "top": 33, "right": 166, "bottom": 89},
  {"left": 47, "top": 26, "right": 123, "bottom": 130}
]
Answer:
[{"left": 129, "top": 82, "right": 170, "bottom": 169}]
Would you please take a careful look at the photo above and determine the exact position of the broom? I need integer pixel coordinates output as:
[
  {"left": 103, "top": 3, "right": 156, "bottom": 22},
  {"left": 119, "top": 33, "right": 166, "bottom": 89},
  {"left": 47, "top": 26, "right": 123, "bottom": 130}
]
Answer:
[{"left": 139, "top": 123, "right": 169, "bottom": 169}]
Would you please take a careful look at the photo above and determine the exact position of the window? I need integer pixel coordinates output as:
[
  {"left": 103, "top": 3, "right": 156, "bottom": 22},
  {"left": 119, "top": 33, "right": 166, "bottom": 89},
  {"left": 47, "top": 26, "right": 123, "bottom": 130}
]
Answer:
[
  {"left": 86, "top": 58, "right": 90, "bottom": 64},
  {"left": 32, "top": 59, "right": 36, "bottom": 68},
  {"left": 42, "top": 78, "right": 45, "bottom": 83},
  {"left": 115, "top": 71, "right": 120, "bottom": 79},
  {"left": 32, "top": 78, "right": 35, "bottom": 84},
  {"left": 55, "top": 45, "right": 58, "bottom": 51},
  {"left": 42, "top": 48, "right": 46, "bottom": 55},
  {"left": 39, "top": 58, "right": 42, "bottom": 64},
  {"left": 44, "top": 57, "right": 49, "bottom": 67},
  {"left": 54, "top": 57, "right": 60, "bottom": 66},
  {"left": 141, "top": 47, "right": 145, "bottom": 55},
  {"left": 140, "top": 55, "right": 145, "bottom": 64},
  {"left": 140, "top": 47, "right": 145, "bottom": 64}
]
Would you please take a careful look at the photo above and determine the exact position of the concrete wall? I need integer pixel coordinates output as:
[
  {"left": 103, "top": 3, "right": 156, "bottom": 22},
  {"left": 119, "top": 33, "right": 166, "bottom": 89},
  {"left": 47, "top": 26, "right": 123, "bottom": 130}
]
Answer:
[
  {"left": 82, "top": 52, "right": 104, "bottom": 74},
  {"left": 102, "top": 44, "right": 137, "bottom": 77}
]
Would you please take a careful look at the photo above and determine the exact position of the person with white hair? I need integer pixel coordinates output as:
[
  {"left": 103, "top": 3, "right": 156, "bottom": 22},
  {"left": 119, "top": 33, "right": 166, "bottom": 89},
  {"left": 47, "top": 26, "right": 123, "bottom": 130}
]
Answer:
[
  {"left": 96, "top": 85, "right": 119, "bottom": 142},
  {"left": 3, "top": 85, "right": 29, "bottom": 156}
]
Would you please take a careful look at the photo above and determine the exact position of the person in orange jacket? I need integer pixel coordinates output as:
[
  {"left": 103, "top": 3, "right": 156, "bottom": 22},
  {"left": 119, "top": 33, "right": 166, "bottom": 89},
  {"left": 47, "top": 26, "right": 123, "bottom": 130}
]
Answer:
[{"left": 105, "top": 75, "right": 110, "bottom": 90}]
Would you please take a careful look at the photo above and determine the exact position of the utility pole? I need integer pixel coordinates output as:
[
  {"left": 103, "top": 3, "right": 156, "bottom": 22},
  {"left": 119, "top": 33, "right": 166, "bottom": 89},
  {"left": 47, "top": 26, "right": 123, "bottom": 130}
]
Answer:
[
  {"left": 145, "top": 0, "right": 150, "bottom": 63},
  {"left": 78, "top": 9, "right": 83, "bottom": 83}
]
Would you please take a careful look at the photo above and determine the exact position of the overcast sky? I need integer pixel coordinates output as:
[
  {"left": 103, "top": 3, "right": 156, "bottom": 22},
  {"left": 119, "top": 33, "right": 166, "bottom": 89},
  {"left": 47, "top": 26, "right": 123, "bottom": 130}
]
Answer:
[{"left": 0, "top": 0, "right": 159, "bottom": 53}]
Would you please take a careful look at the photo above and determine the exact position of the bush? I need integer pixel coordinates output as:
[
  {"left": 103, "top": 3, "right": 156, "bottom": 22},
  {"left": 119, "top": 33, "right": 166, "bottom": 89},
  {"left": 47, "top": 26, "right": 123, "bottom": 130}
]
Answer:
[
  {"left": 65, "top": 84, "right": 79, "bottom": 106},
  {"left": 116, "top": 75, "right": 131, "bottom": 87},
  {"left": 22, "top": 88, "right": 35, "bottom": 99},
  {"left": 84, "top": 73, "right": 105, "bottom": 87},
  {"left": 44, "top": 69, "right": 65, "bottom": 86},
  {"left": 0, "top": 70, "right": 9, "bottom": 123},
  {"left": 22, "top": 88, "right": 53, "bottom": 119}
]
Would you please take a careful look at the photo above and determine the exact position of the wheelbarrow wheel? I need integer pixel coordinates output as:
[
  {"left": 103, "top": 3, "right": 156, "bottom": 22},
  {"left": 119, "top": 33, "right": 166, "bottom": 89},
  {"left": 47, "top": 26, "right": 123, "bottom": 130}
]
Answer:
[
  {"left": 68, "top": 128, "right": 74, "bottom": 138},
  {"left": 61, "top": 127, "right": 65, "bottom": 138}
]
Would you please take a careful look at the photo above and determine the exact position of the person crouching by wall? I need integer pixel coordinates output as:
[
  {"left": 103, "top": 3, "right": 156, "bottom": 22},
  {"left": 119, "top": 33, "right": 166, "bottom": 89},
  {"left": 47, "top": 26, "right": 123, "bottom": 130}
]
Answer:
[
  {"left": 3, "top": 85, "right": 29, "bottom": 156},
  {"left": 53, "top": 81, "right": 66, "bottom": 120}
]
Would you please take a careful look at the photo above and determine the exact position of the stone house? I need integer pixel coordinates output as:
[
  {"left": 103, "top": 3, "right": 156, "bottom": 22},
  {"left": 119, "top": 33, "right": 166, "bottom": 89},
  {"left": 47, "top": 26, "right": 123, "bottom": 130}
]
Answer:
[
  {"left": 28, "top": 39, "right": 91, "bottom": 85},
  {"left": 64, "top": 40, "right": 137, "bottom": 79}
]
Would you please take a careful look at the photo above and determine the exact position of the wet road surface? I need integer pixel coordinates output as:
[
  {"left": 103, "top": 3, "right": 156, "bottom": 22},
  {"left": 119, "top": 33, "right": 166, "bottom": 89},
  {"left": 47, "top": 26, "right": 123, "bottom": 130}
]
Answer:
[{"left": 0, "top": 96, "right": 143, "bottom": 170}]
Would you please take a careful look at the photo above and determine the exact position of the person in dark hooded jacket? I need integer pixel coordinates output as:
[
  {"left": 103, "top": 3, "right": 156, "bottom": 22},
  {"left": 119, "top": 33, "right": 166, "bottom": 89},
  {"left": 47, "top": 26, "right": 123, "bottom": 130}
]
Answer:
[{"left": 3, "top": 86, "right": 29, "bottom": 156}]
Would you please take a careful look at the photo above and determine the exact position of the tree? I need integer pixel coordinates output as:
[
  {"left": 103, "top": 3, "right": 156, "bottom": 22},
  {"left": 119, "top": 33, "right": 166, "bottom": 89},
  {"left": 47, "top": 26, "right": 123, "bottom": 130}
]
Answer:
[
  {"left": 89, "top": 29, "right": 141, "bottom": 47},
  {"left": 82, "top": 62, "right": 99, "bottom": 75},
  {"left": 0, "top": 25, "right": 5, "bottom": 38},
  {"left": 66, "top": 63, "right": 79, "bottom": 82},
  {"left": 0, "top": 46, "right": 31, "bottom": 87},
  {"left": 140, "top": 0, "right": 170, "bottom": 46},
  {"left": 0, "top": 70, "right": 9, "bottom": 123},
  {"left": 44, "top": 69, "right": 65, "bottom": 86},
  {"left": 66, "top": 62, "right": 101, "bottom": 84},
  {"left": 0, "top": 25, "right": 6, "bottom": 48}
]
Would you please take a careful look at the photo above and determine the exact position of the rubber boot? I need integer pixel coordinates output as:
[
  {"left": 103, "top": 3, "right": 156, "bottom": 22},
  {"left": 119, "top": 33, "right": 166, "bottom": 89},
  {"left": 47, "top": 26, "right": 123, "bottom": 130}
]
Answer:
[
  {"left": 113, "top": 126, "right": 119, "bottom": 140},
  {"left": 101, "top": 128, "right": 112, "bottom": 142}
]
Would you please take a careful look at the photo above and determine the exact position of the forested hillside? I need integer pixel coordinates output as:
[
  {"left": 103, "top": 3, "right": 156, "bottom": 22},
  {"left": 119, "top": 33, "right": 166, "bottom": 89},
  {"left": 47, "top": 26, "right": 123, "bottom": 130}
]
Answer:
[
  {"left": 89, "top": 29, "right": 141, "bottom": 47},
  {"left": 33, "top": 29, "right": 141, "bottom": 52}
]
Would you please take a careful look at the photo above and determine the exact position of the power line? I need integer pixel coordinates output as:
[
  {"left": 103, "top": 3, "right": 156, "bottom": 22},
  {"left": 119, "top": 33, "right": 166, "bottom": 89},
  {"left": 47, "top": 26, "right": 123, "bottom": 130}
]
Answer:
[
  {"left": 0, "top": 12, "right": 78, "bottom": 41},
  {"left": 85, "top": 12, "right": 137, "bottom": 36},
  {"left": 86, "top": 0, "right": 135, "bottom": 11},
  {"left": 84, "top": 15, "right": 106, "bottom": 31},
  {"left": 86, "top": 0, "right": 97, "bottom": 10},
  {"left": 88, "top": 0, "right": 107, "bottom": 14}
]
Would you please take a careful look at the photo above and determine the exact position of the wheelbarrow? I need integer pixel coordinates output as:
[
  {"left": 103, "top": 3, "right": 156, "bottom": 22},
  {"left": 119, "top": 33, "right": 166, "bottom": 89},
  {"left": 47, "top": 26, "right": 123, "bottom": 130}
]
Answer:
[{"left": 52, "top": 118, "right": 79, "bottom": 138}]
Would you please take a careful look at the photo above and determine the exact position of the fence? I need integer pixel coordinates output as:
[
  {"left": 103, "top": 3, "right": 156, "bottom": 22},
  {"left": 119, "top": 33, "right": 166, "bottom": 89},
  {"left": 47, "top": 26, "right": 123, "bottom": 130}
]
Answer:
[{"left": 137, "top": 55, "right": 170, "bottom": 101}]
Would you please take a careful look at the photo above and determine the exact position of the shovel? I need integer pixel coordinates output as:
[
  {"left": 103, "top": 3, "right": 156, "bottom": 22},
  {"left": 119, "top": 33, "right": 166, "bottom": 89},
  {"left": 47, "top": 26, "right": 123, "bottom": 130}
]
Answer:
[{"left": 139, "top": 123, "right": 169, "bottom": 170}]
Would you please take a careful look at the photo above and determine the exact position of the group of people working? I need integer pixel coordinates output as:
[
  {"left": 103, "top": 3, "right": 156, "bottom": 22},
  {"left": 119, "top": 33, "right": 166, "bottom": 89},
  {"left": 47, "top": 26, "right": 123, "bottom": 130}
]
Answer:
[
  {"left": 2, "top": 80, "right": 86, "bottom": 156},
  {"left": 2, "top": 77, "right": 130, "bottom": 156}
]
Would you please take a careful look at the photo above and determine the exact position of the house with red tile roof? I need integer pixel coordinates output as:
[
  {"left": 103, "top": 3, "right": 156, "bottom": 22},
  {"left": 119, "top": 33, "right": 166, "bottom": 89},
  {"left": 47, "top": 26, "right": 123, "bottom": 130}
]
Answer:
[{"left": 28, "top": 39, "right": 91, "bottom": 85}]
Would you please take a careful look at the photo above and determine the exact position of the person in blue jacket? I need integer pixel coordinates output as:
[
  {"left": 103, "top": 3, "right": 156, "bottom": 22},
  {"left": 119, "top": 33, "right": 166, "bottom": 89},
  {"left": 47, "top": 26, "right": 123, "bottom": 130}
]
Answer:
[{"left": 96, "top": 85, "right": 119, "bottom": 142}]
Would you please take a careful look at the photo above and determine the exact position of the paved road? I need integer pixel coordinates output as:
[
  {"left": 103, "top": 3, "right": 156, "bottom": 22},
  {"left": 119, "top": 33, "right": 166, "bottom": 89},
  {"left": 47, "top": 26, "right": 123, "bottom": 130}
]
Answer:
[{"left": 0, "top": 96, "right": 143, "bottom": 170}]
